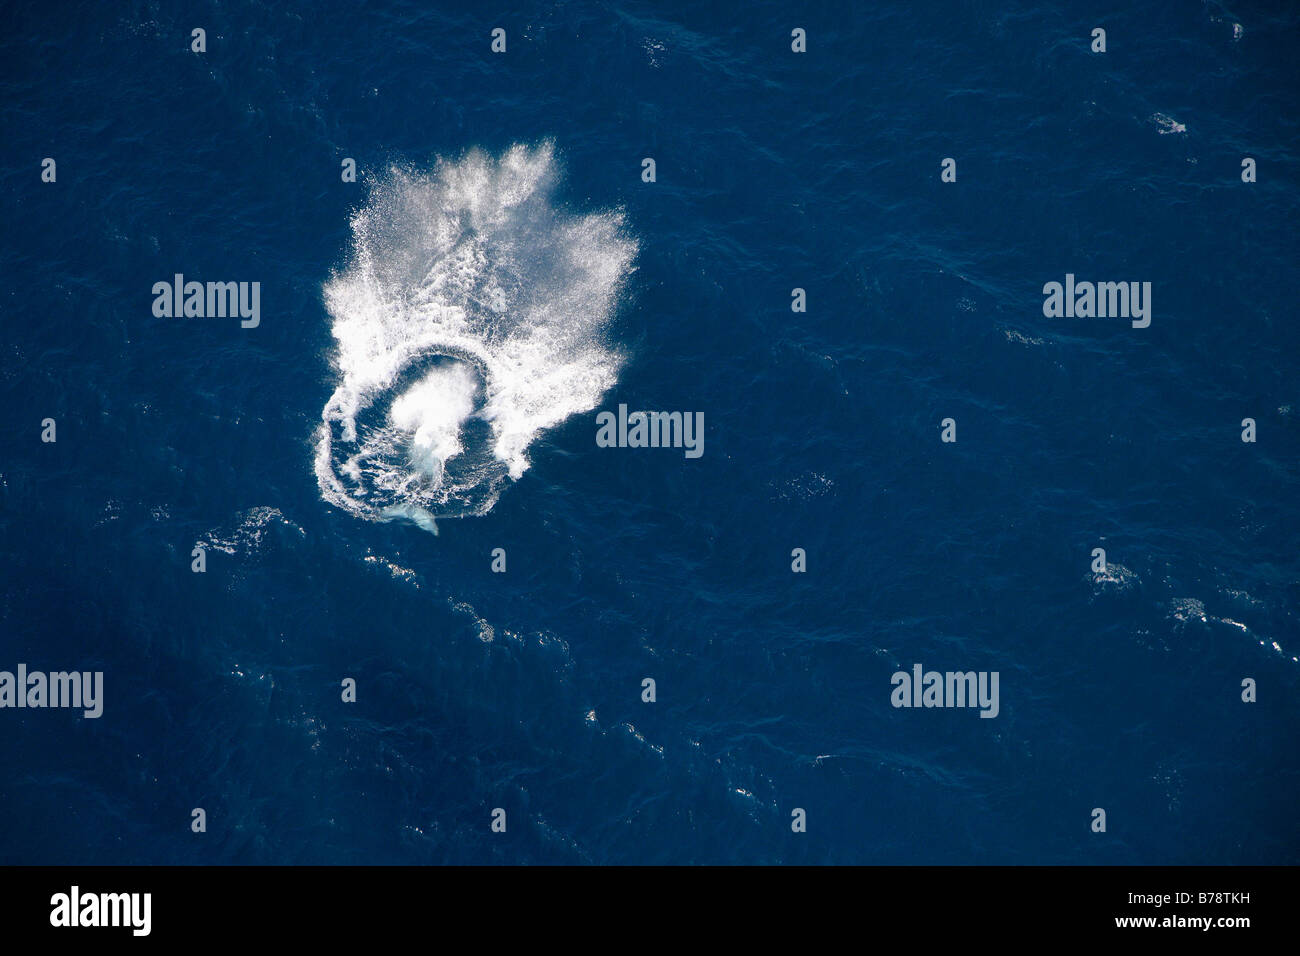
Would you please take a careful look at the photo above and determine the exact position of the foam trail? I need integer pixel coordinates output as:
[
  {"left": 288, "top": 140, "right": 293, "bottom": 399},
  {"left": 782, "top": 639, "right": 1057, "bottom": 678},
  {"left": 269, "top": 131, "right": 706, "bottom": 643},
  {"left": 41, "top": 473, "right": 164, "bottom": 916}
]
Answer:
[{"left": 314, "top": 142, "right": 637, "bottom": 529}]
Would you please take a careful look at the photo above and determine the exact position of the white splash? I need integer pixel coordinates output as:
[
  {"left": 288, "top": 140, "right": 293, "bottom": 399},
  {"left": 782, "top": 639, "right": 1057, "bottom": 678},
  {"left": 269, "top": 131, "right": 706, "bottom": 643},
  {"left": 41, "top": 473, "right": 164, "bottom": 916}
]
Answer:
[
  {"left": 314, "top": 142, "right": 637, "bottom": 530},
  {"left": 1151, "top": 112, "right": 1187, "bottom": 135}
]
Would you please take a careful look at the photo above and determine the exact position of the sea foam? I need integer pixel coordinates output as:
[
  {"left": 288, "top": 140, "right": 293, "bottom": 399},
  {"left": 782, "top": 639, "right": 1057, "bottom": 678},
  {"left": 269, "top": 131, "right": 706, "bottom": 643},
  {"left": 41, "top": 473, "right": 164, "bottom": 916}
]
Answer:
[{"left": 314, "top": 142, "right": 637, "bottom": 530}]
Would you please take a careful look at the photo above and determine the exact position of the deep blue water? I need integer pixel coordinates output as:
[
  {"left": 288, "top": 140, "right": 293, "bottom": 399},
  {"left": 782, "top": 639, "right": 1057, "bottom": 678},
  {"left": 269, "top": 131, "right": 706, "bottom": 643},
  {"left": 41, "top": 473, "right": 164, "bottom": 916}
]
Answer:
[{"left": 1, "top": 0, "right": 1298, "bottom": 865}]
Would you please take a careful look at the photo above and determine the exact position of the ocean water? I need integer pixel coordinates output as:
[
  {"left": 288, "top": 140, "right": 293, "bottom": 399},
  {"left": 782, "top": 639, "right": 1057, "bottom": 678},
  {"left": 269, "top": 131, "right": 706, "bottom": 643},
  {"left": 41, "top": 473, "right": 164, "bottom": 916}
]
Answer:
[{"left": 1, "top": 0, "right": 1297, "bottom": 865}]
